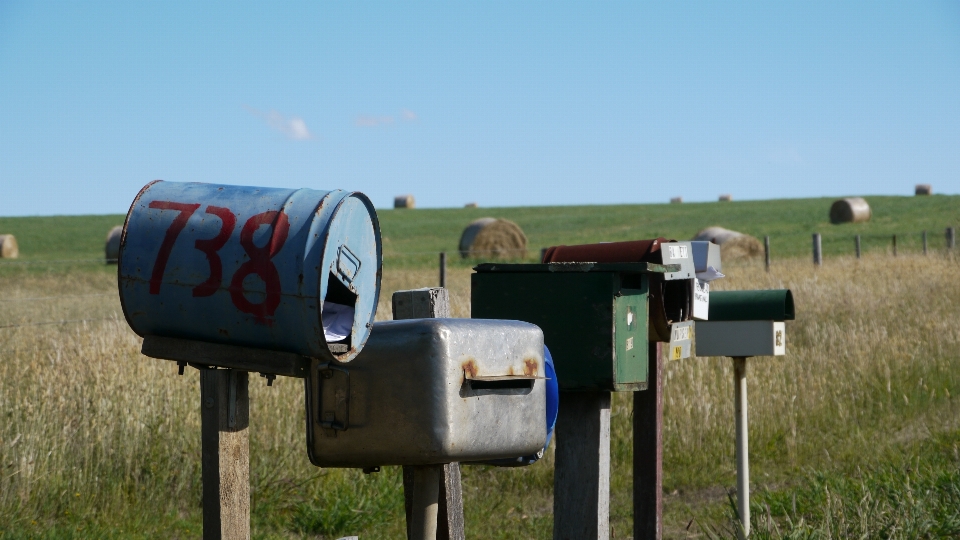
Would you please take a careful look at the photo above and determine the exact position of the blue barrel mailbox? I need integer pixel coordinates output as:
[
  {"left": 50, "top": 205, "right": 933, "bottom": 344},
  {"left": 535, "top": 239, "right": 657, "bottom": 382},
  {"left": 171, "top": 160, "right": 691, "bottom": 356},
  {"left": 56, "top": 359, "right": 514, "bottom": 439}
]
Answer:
[{"left": 119, "top": 180, "right": 382, "bottom": 365}]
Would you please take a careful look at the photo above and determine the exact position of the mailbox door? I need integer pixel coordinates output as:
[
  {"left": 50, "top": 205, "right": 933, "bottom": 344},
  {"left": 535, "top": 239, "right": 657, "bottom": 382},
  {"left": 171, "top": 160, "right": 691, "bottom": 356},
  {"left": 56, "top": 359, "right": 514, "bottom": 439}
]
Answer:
[{"left": 613, "top": 290, "right": 648, "bottom": 389}]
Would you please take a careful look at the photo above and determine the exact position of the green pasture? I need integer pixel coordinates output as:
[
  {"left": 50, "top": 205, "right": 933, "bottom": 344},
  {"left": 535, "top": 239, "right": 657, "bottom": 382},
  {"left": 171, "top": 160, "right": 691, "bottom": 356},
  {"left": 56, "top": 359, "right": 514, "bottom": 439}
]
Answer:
[{"left": 0, "top": 194, "right": 957, "bottom": 272}]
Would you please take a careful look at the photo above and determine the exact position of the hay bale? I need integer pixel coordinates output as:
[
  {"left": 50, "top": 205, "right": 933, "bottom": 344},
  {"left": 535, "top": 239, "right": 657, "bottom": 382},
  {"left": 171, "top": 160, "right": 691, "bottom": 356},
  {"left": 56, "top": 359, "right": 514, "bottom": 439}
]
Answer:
[
  {"left": 829, "top": 197, "right": 871, "bottom": 224},
  {"left": 915, "top": 184, "right": 932, "bottom": 196},
  {"left": 718, "top": 194, "right": 732, "bottom": 202},
  {"left": 691, "top": 226, "right": 763, "bottom": 260},
  {"left": 459, "top": 218, "right": 527, "bottom": 259},
  {"left": 394, "top": 195, "right": 415, "bottom": 209},
  {"left": 464, "top": 202, "right": 478, "bottom": 208},
  {"left": 670, "top": 197, "right": 683, "bottom": 204},
  {"left": 0, "top": 234, "right": 18, "bottom": 259},
  {"left": 105, "top": 225, "right": 123, "bottom": 263}
]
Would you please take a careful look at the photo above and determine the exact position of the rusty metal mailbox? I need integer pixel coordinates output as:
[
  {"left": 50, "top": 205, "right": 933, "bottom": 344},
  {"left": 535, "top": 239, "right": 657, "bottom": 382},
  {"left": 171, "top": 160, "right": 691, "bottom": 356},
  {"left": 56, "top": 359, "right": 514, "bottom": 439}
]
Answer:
[
  {"left": 306, "top": 318, "right": 547, "bottom": 468},
  {"left": 119, "top": 180, "right": 382, "bottom": 369}
]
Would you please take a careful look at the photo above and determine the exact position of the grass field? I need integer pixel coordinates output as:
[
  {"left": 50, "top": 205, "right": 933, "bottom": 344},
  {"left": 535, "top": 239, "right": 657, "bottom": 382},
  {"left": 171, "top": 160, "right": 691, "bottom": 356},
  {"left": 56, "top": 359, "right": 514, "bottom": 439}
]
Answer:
[
  {"left": 2, "top": 197, "right": 960, "bottom": 538},
  {"left": 0, "top": 194, "right": 958, "bottom": 269}
]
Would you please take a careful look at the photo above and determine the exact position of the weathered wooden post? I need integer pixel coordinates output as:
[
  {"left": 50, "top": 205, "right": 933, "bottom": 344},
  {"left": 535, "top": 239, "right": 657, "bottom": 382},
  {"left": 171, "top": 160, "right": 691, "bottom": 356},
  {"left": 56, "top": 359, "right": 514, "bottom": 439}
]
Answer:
[
  {"left": 892, "top": 234, "right": 898, "bottom": 257},
  {"left": 812, "top": 234, "right": 822, "bottom": 266},
  {"left": 947, "top": 227, "right": 956, "bottom": 250},
  {"left": 439, "top": 252, "right": 447, "bottom": 288},
  {"left": 200, "top": 368, "right": 250, "bottom": 540},
  {"left": 923, "top": 231, "right": 928, "bottom": 255},
  {"left": 393, "top": 288, "right": 465, "bottom": 540},
  {"left": 855, "top": 235, "right": 861, "bottom": 259},
  {"left": 634, "top": 342, "right": 663, "bottom": 540}
]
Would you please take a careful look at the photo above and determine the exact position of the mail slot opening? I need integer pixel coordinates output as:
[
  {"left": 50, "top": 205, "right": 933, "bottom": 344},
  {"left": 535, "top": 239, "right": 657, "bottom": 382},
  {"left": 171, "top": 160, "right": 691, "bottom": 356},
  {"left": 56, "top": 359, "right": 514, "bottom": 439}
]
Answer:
[
  {"left": 323, "top": 272, "right": 357, "bottom": 352},
  {"left": 468, "top": 378, "right": 535, "bottom": 391}
]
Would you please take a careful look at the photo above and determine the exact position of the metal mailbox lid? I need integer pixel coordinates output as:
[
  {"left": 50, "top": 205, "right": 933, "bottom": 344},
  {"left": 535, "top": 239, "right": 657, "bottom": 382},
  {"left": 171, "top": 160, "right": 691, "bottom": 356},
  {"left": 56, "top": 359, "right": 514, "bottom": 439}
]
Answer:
[
  {"left": 709, "top": 290, "right": 795, "bottom": 322},
  {"left": 306, "top": 318, "right": 547, "bottom": 468},
  {"left": 119, "top": 180, "right": 382, "bottom": 365}
]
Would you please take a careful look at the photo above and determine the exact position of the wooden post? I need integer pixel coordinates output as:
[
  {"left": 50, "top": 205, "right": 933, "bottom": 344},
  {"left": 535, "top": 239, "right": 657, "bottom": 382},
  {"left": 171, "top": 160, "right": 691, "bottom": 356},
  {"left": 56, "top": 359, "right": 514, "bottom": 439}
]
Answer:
[
  {"left": 634, "top": 342, "right": 663, "bottom": 540},
  {"left": 892, "top": 235, "right": 897, "bottom": 257},
  {"left": 554, "top": 391, "right": 611, "bottom": 540},
  {"left": 393, "top": 288, "right": 464, "bottom": 540},
  {"left": 763, "top": 236, "right": 770, "bottom": 272},
  {"left": 855, "top": 235, "right": 861, "bottom": 259},
  {"left": 733, "top": 357, "right": 750, "bottom": 539},
  {"left": 812, "top": 234, "right": 822, "bottom": 266},
  {"left": 947, "top": 227, "right": 956, "bottom": 250},
  {"left": 439, "top": 252, "right": 447, "bottom": 289},
  {"left": 923, "top": 231, "right": 928, "bottom": 255},
  {"left": 200, "top": 368, "right": 250, "bottom": 540}
]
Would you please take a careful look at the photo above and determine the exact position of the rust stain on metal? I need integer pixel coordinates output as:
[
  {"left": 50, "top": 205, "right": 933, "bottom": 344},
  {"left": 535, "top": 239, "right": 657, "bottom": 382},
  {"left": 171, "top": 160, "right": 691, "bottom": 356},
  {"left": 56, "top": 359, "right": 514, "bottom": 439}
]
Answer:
[
  {"left": 507, "top": 366, "right": 515, "bottom": 375},
  {"left": 461, "top": 359, "right": 478, "bottom": 380},
  {"left": 523, "top": 358, "right": 539, "bottom": 377}
]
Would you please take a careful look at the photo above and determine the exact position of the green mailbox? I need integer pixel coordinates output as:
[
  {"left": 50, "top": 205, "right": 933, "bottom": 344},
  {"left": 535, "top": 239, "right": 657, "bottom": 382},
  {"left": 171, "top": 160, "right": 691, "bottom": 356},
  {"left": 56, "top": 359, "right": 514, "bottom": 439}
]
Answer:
[
  {"left": 472, "top": 257, "right": 690, "bottom": 392},
  {"left": 695, "top": 290, "right": 795, "bottom": 357}
]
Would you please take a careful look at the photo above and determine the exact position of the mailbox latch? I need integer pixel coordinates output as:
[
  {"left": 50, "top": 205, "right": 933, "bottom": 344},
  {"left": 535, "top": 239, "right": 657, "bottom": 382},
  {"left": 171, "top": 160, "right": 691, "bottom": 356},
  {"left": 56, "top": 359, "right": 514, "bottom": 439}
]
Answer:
[
  {"left": 317, "top": 362, "right": 350, "bottom": 434},
  {"left": 336, "top": 245, "right": 362, "bottom": 286}
]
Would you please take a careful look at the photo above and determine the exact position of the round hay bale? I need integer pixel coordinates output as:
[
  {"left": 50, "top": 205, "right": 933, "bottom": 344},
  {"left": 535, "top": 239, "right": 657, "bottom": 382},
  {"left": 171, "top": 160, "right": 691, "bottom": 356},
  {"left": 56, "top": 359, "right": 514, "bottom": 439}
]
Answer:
[
  {"left": 464, "top": 202, "right": 478, "bottom": 208},
  {"left": 0, "top": 234, "right": 18, "bottom": 259},
  {"left": 394, "top": 195, "right": 415, "bottom": 209},
  {"left": 915, "top": 184, "right": 932, "bottom": 196},
  {"left": 105, "top": 225, "right": 123, "bottom": 263},
  {"left": 670, "top": 197, "right": 683, "bottom": 204},
  {"left": 829, "top": 197, "right": 871, "bottom": 224},
  {"left": 718, "top": 194, "right": 732, "bottom": 202},
  {"left": 691, "top": 226, "right": 763, "bottom": 260},
  {"left": 459, "top": 218, "right": 527, "bottom": 259}
]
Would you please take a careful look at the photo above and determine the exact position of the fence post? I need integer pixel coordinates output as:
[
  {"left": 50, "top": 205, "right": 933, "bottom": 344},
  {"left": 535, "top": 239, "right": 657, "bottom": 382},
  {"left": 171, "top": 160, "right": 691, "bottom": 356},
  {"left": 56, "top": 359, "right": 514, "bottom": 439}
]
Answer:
[
  {"left": 812, "top": 234, "right": 822, "bottom": 266},
  {"left": 439, "top": 252, "right": 447, "bottom": 289},
  {"left": 733, "top": 357, "right": 750, "bottom": 540},
  {"left": 892, "top": 235, "right": 897, "bottom": 257},
  {"left": 855, "top": 235, "right": 861, "bottom": 259},
  {"left": 948, "top": 227, "right": 956, "bottom": 250},
  {"left": 923, "top": 231, "right": 928, "bottom": 255},
  {"left": 764, "top": 236, "right": 770, "bottom": 272}
]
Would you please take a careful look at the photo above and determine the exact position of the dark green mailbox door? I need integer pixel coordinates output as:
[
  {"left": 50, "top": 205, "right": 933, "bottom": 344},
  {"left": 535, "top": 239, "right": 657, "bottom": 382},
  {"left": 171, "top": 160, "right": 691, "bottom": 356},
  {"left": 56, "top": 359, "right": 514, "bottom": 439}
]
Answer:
[{"left": 472, "top": 262, "right": 673, "bottom": 392}]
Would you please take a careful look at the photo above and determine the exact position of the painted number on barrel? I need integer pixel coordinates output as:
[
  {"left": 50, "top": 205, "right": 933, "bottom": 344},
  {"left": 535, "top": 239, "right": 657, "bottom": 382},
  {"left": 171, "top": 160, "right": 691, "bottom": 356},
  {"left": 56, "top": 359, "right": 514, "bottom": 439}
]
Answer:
[{"left": 147, "top": 200, "right": 289, "bottom": 323}]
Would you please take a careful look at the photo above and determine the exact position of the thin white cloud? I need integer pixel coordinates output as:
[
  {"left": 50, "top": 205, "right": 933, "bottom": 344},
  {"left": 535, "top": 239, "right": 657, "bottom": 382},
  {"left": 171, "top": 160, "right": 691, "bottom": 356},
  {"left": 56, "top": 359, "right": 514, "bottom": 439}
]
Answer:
[
  {"left": 401, "top": 109, "right": 417, "bottom": 121},
  {"left": 355, "top": 115, "right": 395, "bottom": 127},
  {"left": 244, "top": 106, "right": 314, "bottom": 140}
]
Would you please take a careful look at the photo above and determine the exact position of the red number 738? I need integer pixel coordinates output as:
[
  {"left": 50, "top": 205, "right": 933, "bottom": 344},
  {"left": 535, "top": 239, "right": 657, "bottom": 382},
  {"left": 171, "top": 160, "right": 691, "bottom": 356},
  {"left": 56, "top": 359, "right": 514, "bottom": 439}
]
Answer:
[{"left": 146, "top": 200, "right": 290, "bottom": 323}]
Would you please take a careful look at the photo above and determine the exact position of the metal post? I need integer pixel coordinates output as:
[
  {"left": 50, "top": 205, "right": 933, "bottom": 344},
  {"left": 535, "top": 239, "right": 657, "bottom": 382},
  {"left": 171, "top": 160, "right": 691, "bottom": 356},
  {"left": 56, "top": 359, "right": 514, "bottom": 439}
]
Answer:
[
  {"left": 554, "top": 391, "right": 611, "bottom": 540},
  {"left": 947, "top": 227, "right": 956, "bottom": 250},
  {"left": 923, "top": 231, "right": 928, "bottom": 255},
  {"left": 439, "top": 252, "right": 447, "bottom": 289},
  {"left": 200, "top": 368, "right": 250, "bottom": 540},
  {"left": 393, "top": 288, "right": 463, "bottom": 540},
  {"left": 855, "top": 235, "right": 861, "bottom": 259},
  {"left": 763, "top": 236, "right": 770, "bottom": 272},
  {"left": 733, "top": 357, "right": 750, "bottom": 539},
  {"left": 812, "top": 234, "right": 822, "bottom": 266},
  {"left": 634, "top": 341, "right": 663, "bottom": 540},
  {"left": 892, "top": 235, "right": 897, "bottom": 257}
]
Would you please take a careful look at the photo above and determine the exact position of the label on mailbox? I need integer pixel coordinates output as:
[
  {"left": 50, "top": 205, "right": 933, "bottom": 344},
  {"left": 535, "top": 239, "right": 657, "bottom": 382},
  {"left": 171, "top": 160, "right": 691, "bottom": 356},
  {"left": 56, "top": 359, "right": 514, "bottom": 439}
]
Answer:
[
  {"left": 668, "top": 320, "right": 693, "bottom": 360},
  {"left": 667, "top": 244, "right": 688, "bottom": 260},
  {"left": 773, "top": 322, "right": 786, "bottom": 356},
  {"left": 692, "top": 279, "right": 709, "bottom": 320}
]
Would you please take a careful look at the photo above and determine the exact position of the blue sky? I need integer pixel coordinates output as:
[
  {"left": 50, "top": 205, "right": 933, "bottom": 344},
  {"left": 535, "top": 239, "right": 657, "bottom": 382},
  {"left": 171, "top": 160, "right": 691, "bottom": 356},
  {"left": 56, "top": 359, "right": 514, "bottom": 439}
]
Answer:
[{"left": 1, "top": 1, "right": 958, "bottom": 216}]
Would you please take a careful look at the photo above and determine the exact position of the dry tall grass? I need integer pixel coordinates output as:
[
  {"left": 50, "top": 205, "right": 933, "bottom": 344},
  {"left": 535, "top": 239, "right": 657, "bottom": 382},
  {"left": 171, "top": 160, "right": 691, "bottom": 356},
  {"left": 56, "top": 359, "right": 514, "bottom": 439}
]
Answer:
[{"left": 2, "top": 253, "right": 959, "bottom": 537}]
